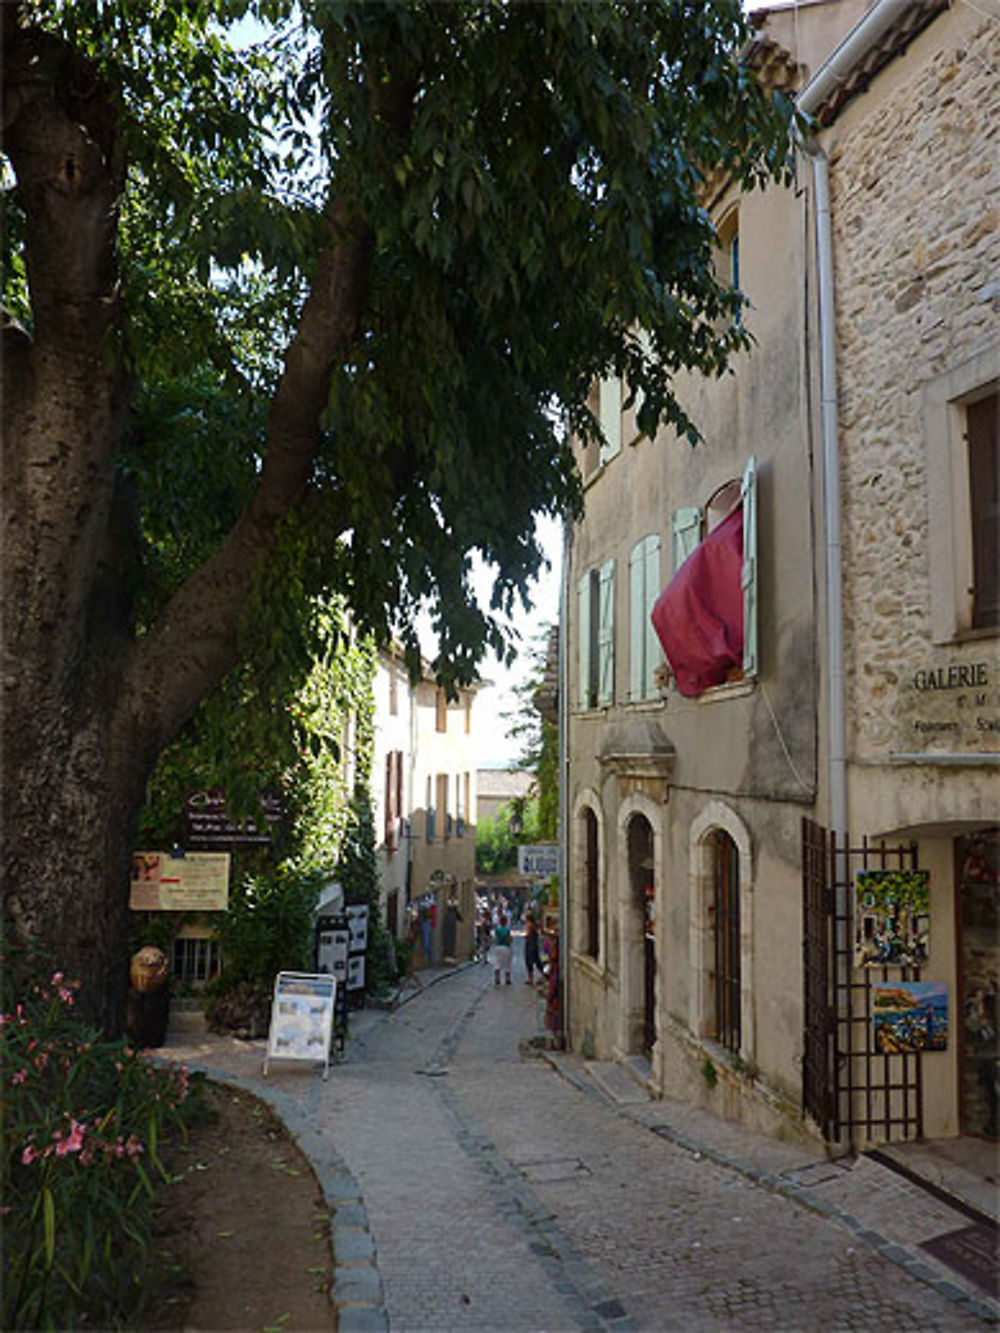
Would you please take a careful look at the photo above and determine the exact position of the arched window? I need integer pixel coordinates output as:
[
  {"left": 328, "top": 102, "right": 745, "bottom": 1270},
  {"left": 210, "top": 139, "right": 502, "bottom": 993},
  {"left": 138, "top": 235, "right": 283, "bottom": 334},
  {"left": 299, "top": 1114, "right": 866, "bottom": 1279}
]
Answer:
[
  {"left": 583, "top": 807, "right": 600, "bottom": 959},
  {"left": 711, "top": 830, "right": 741, "bottom": 1053}
]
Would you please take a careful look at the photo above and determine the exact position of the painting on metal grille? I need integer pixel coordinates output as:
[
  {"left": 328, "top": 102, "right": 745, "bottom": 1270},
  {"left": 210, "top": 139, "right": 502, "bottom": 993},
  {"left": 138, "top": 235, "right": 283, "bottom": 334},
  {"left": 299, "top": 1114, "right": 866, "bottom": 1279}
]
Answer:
[
  {"left": 872, "top": 980, "right": 948, "bottom": 1053},
  {"left": 854, "top": 868, "right": 930, "bottom": 968}
]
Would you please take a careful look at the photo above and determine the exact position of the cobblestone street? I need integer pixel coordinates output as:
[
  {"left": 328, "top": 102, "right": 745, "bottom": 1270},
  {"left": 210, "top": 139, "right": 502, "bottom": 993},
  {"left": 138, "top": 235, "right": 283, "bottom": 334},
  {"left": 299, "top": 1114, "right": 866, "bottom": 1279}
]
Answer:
[{"left": 170, "top": 957, "right": 997, "bottom": 1332}]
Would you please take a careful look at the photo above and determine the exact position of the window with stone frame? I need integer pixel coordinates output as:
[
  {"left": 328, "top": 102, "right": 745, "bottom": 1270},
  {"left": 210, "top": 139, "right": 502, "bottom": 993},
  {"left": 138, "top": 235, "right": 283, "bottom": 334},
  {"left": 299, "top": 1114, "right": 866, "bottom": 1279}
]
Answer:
[
  {"left": 924, "top": 347, "right": 1000, "bottom": 641},
  {"left": 967, "top": 390, "right": 999, "bottom": 630}
]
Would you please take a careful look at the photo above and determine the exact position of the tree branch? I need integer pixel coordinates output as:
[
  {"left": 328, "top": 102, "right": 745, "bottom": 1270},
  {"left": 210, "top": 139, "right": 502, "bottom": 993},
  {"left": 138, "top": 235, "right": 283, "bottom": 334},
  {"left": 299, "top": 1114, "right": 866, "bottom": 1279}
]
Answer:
[{"left": 127, "top": 195, "right": 374, "bottom": 747}]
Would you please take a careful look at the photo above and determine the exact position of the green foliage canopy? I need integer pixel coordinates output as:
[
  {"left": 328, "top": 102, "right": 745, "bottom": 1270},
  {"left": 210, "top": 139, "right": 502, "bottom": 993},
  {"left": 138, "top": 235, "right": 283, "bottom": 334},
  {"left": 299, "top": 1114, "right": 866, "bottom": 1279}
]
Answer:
[
  {"left": 3, "top": 0, "right": 794, "bottom": 1027},
  {"left": 6, "top": 0, "right": 794, "bottom": 688}
]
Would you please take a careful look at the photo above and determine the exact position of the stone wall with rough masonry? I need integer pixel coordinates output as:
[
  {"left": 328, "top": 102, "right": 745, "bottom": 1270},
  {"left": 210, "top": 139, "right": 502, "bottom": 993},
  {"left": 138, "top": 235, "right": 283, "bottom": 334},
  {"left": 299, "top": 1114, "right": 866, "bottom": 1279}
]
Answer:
[{"left": 830, "top": 13, "right": 999, "bottom": 763}]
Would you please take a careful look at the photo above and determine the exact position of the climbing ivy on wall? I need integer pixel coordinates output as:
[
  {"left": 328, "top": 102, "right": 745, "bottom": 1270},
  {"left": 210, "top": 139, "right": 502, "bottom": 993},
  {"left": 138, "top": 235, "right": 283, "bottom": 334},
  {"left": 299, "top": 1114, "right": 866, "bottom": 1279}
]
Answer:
[{"left": 138, "top": 593, "right": 376, "bottom": 881}]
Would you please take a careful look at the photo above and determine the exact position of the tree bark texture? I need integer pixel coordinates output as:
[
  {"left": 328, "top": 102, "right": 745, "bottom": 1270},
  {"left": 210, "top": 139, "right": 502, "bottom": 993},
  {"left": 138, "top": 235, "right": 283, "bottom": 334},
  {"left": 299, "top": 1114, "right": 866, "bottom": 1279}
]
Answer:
[{"left": 1, "top": 13, "right": 374, "bottom": 1031}]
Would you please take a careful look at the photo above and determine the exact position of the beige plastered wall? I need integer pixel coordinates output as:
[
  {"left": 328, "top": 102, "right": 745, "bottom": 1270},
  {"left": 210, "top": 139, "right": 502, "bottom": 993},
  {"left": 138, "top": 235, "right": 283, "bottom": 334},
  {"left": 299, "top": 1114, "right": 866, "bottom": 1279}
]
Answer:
[{"left": 567, "top": 114, "right": 820, "bottom": 1139}]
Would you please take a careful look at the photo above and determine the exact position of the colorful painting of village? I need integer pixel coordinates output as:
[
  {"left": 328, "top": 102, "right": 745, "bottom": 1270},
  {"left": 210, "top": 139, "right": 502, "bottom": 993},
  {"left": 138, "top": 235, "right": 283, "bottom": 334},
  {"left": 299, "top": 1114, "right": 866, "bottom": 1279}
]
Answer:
[
  {"left": 854, "top": 868, "right": 930, "bottom": 969},
  {"left": 872, "top": 981, "right": 948, "bottom": 1054}
]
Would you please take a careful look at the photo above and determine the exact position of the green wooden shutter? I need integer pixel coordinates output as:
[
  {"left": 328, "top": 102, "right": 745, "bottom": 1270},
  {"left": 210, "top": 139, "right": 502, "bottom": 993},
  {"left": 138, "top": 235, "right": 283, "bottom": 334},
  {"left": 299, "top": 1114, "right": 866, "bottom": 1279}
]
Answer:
[
  {"left": 629, "top": 541, "right": 645, "bottom": 701},
  {"left": 599, "top": 377, "right": 621, "bottom": 464},
  {"left": 631, "top": 328, "right": 653, "bottom": 441},
  {"left": 741, "top": 456, "right": 758, "bottom": 677},
  {"left": 672, "top": 506, "right": 702, "bottom": 572},
  {"left": 578, "top": 573, "right": 592, "bottom": 709},
  {"left": 644, "top": 534, "right": 661, "bottom": 698},
  {"left": 597, "top": 558, "right": 615, "bottom": 705}
]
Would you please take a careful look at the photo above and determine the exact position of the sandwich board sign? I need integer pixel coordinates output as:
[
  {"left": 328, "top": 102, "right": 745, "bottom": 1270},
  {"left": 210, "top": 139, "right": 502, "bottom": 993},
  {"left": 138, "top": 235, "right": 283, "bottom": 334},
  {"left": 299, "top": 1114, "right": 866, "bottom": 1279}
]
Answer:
[{"left": 263, "top": 972, "right": 336, "bottom": 1080}]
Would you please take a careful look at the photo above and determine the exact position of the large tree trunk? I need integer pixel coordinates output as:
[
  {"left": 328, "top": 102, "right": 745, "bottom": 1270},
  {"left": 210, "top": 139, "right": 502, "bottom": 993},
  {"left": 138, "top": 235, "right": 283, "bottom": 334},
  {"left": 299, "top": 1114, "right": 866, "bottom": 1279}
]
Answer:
[{"left": 1, "top": 9, "right": 376, "bottom": 1032}]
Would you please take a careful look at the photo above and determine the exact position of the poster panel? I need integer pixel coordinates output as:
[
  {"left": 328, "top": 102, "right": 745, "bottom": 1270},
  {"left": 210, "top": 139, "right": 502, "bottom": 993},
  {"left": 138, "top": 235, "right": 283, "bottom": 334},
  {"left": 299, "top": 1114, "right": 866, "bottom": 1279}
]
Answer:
[
  {"left": 317, "top": 927, "right": 350, "bottom": 982},
  {"left": 263, "top": 972, "right": 336, "bottom": 1079},
  {"left": 347, "top": 954, "right": 366, "bottom": 992},
  {"left": 854, "top": 868, "right": 930, "bottom": 968},
  {"left": 130, "top": 851, "right": 230, "bottom": 911},
  {"left": 346, "top": 904, "right": 369, "bottom": 953},
  {"left": 872, "top": 981, "right": 948, "bottom": 1053}
]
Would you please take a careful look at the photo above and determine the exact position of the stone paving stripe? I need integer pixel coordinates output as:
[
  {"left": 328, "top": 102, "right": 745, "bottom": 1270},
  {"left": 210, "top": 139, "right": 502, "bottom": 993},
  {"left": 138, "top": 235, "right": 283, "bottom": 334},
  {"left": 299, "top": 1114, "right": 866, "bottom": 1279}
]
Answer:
[
  {"left": 334, "top": 1265, "right": 383, "bottom": 1306},
  {"left": 334, "top": 1229, "right": 376, "bottom": 1263},
  {"left": 336, "top": 1308, "right": 389, "bottom": 1333}
]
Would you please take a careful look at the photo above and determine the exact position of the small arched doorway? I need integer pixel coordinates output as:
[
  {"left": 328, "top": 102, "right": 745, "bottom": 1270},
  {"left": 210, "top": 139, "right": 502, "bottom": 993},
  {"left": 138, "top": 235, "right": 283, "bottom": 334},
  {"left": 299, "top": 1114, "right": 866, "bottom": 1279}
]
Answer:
[{"left": 628, "top": 814, "right": 656, "bottom": 1057}]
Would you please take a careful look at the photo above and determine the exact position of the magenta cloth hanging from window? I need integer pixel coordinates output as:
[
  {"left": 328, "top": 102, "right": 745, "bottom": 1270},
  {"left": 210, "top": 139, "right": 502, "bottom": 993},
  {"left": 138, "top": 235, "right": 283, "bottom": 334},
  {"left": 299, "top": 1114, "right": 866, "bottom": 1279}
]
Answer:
[{"left": 651, "top": 506, "right": 744, "bottom": 697}]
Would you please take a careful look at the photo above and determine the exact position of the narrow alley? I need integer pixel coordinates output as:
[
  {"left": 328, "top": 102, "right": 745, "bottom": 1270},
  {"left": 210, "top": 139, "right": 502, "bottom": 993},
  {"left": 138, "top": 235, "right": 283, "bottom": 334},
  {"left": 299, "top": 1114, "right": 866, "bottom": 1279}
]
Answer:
[{"left": 166, "top": 948, "right": 996, "bottom": 1333}]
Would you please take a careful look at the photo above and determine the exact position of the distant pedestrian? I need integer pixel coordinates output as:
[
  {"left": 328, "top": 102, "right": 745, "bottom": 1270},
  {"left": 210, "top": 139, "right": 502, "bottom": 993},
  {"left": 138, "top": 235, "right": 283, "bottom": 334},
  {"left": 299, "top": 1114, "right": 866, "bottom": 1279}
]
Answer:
[
  {"left": 493, "top": 914, "right": 512, "bottom": 986},
  {"left": 523, "top": 908, "right": 540, "bottom": 985},
  {"left": 476, "top": 911, "right": 492, "bottom": 963}
]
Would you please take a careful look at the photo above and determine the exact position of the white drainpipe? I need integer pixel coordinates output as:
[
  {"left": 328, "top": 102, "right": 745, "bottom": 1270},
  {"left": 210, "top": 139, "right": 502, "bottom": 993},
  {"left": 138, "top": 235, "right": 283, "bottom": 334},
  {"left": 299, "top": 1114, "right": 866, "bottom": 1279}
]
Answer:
[
  {"left": 558, "top": 516, "right": 572, "bottom": 1044},
  {"left": 793, "top": 0, "right": 913, "bottom": 841}
]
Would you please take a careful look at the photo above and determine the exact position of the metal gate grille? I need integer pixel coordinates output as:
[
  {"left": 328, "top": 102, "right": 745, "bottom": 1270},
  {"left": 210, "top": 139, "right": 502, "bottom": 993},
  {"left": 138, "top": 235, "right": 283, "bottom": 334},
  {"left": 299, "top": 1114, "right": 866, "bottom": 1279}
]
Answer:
[{"left": 802, "top": 818, "right": 924, "bottom": 1146}]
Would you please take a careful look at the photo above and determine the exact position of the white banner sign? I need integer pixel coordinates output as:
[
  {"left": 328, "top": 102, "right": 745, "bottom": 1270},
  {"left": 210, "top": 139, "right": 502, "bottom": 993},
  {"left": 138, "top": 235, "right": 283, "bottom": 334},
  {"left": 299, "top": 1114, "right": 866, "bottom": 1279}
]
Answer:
[
  {"left": 263, "top": 972, "right": 336, "bottom": 1080},
  {"left": 517, "top": 844, "right": 560, "bottom": 878}
]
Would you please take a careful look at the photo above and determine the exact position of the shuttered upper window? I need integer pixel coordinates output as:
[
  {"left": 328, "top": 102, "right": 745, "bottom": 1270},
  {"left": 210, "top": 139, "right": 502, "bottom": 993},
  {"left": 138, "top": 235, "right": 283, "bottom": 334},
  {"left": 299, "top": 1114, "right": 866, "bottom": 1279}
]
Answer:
[
  {"left": 578, "top": 558, "right": 616, "bottom": 709},
  {"left": 629, "top": 534, "right": 662, "bottom": 701},
  {"left": 598, "top": 377, "right": 622, "bottom": 466},
  {"left": 658, "top": 456, "right": 758, "bottom": 693}
]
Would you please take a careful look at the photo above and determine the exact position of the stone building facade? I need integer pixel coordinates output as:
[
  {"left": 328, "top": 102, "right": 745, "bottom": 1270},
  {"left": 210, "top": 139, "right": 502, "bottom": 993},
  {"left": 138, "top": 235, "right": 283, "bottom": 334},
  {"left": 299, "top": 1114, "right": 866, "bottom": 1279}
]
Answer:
[
  {"left": 373, "top": 650, "right": 480, "bottom": 963},
  {"left": 562, "top": 0, "right": 998, "bottom": 1148}
]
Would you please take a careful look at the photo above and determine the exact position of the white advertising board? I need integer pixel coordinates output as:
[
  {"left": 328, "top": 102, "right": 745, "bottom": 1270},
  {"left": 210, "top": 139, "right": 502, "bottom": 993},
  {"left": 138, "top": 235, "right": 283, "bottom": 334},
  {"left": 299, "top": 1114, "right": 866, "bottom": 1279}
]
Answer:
[
  {"left": 517, "top": 844, "right": 560, "bottom": 878},
  {"left": 263, "top": 972, "right": 336, "bottom": 1080},
  {"left": 346, "top": 904, "right": 370, "bottom": 952}
]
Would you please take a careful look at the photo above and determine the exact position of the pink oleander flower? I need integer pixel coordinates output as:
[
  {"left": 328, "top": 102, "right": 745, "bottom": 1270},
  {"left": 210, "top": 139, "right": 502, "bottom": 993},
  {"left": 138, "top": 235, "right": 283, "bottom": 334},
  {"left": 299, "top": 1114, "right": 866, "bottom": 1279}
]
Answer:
[
  {"left": 11, "top": 1069, "right": 28, "bottom": 1084},
  {"left": 125, "top": 1134, "right": 144, "bottom": 1159},
  {"left": 58, "top": 988, "right": 74, "bottom": 1005},
  {"left": 21, "top": 1145, "right": 38, "bottom": 1165}
]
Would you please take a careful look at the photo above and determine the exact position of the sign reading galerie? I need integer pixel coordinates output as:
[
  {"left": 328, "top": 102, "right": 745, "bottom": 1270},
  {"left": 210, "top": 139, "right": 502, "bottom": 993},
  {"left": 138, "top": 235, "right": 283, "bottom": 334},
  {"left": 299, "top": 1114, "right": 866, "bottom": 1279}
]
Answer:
[{"left": 901, "top": 658, "right": 999, "bottom": 748}]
